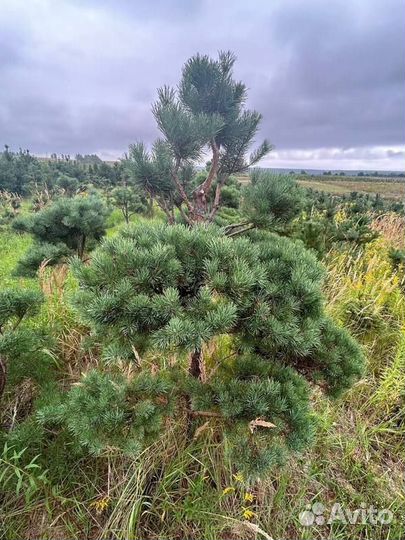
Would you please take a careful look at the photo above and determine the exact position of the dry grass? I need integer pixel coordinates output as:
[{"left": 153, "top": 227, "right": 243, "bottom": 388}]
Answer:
[
  {"left": 298, "top": 179, "right": 405, "bottom": 200},
  {"left": 38, "top": 262, "right": 69, "bottom": 297},
  {"left": 371, "top": 212, "right": 405, "bottom": 249},
  {"left": 236, "top": 173, "right": 405, "bottom": 200}
]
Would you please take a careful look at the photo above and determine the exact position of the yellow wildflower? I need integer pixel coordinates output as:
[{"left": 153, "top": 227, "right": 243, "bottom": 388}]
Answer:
[
  {"left": 232, "top": 472, "right": 244, "bottom": 483},
  {"left": 222, "top": 486, "right": 235, "bottom": 496},
  {"left": 244, "top": 492, "right": 254, "bottom": 503},
  {"left": 242, "top": 508, "right": 256, "bottom": 520},
  {"left": 91, "top": 496, "right": 110, "bottom": 514},
  {"left": 334, "top": 208, "right": 347, "bottom": 225}
]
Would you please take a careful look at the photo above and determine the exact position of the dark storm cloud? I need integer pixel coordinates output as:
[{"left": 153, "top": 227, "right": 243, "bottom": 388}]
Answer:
[{"left": 0, "top": 0, "right": 404, "bottom": 169}]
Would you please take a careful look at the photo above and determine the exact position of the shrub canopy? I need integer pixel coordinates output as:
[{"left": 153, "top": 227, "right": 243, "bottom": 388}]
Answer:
[{"left": 59, "top": 223, "right": 365, "bottom": 476}]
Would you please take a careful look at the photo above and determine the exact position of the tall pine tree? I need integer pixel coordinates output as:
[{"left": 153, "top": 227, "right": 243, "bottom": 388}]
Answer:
[{"left": 126, "top": 51, "right": 272, "bottom": 223}]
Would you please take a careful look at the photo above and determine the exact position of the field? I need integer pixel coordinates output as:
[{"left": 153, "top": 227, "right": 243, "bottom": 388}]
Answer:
[
  {"left": 237, "top": 173, "right": 405, "bottom": 201},
  {"left": 298, "top": 178, "right": 405, "bottom": 200}
]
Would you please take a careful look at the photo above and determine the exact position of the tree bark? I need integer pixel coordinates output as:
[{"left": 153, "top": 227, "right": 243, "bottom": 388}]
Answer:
[
  {"left": 209, "top": 173, "right": 228, "bottom": 222},
  {"left": 158, "top": 198, "right": 175, "bottom": 225},
  {"left": 123, "top": 203, "right": 129, "bottom": 224},
  {"left": 171, "top": 158, "right": 194, "bottom": 217},
  {"left": 176, "top": 203, "right": 192, "bottom": 226},
  {"left": 147, "top": 194, "right": 154, "bottom": 217},
  {"left": 193, "top": 140, "right": 220, "bottom": 222},
  {"left": 186, "top": 348, "right": 205, "bottom": 436},
  {"left": 226, "top": 223, "right": 255, "bottom": 237},
  {"left": 77, "top": 234, "right": 86, "bottom": 260},
  {"left": 189, "top": 348, "right": 203, "bottom": 379}
]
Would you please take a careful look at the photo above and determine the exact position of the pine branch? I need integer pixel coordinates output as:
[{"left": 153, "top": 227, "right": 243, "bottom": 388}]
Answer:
[
  {"left": 226, "top": 223, "right": 255, "bottom": 237},
  {"left": 190, "top": 410, "right": 223, "bottom": 418},
  {"left": 193, "top": 139, "right": 220, "bottom": 220},
  {"left": 208, "top": 173, "right": 229, "bottom": 222},
  {"left": 197, "top": 140, "right": 220, "bottom": 197},
  {"left": 223, "top": 221, "right": 250, "bottom": 233},
  {"left": 171, "top": 158, "right": 194, "bottom": 216},
  {"left": 176, "top": 202, "right": 192, "bottom": 225}
]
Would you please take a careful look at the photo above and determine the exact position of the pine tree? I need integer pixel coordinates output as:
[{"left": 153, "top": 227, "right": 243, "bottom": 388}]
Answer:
[
  {"left": 44, "top": 223, "right": 364, "bottom": 477},
  {"left": 13, "top": 194, "right": 110, "bottom": 275},
  {"left": 125, "top": 140, "right": 192, "bottom": 223},
  {"left": 0, "top": 289, "right": 43, "bottom": 398},
  {"left": 56, "top": 174, "right": 80, "bottom": 197},
  {"left": 224, "top": 171, "right": 305, "bottom": 237},
  {"left": 111, "top": 186, "right": 146, "bottom": 224},
  {"left": 126, "top": 51, "right": 272, "bottom": 223},
  {"left": 243, "top": 171, "right": 305, "bottom": 230}
]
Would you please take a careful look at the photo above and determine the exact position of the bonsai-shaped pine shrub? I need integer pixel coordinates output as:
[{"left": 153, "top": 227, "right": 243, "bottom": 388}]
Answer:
[
  {"left": 13, "top": 194, "right": 109, "bottom": 276},
  {"left": 127, "top": 51, "right": 271, "bottom": 224},
  {"left": 0, "top": 289, "right": 44, "bottom": 398},
  {"left": 47, "top": 223, "right": 364, "bottom": 477}
]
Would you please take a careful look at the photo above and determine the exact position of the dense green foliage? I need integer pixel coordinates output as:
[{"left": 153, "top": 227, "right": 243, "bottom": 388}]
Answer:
[
  {"left": 39, "top": 369, "right": 176, "bottom": 456},
  {"left": 13, "top": 194, "right": 110, "bottom": 275},
  {"left": 0, "top": 177, "right": 403, "bottom": 538},
  {"left": 111, "top": 185, "right": 146, "bottom": 223},
  {"left": 0, "top": 289, "right": 44, "bottom": 397},
  {"left": 0, "top": 146, "right": 124, "bottom": 196},
  {"left": 56, "top": 223, "right": 365, "bottom": 475},
  {"left": 127, "top": 51, "right": 271, "bottom": 223},
  {"left": 288, "top": 188, "right": 404, "bottom": 256},
  {"left": 243, "top": 171, "right": 304, "bottom": 229}
]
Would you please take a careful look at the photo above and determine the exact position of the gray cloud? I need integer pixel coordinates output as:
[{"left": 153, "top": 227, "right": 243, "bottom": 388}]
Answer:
[{"left": 0, "top": 0, "right": 404, "bottom": 169}]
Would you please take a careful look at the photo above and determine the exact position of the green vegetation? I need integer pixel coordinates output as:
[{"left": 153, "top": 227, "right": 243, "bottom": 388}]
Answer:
[
  {"left": 12, "top": 194, "right": 110, "bottom": 275},
  {"left": 126, "top": 51, "right": 271, "bottom": 224},
  {"left": 61, "top": 223, "right": 362, "bottom": 476},
  {"left": 0, "top": 51, "right": 404, "bottom": 539}
]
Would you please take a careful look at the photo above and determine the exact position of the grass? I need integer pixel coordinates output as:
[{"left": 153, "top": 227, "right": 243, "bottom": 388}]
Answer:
[
  {"left": 297, "top": 179, "right": 405, "bottom": 200},
  {"left": 0, "top": 229, "right": 36, "bottom": 289},
  {"left": 0, "top": 209, "right": 404, "bottom": 539}
]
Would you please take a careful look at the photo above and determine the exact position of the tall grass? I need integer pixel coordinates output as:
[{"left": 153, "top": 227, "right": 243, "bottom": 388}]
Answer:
[{"left": 325, "top": 241, "right": 404, "bottom": 373}]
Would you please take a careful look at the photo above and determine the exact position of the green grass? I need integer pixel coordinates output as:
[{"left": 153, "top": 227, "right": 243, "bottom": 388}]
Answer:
[
  {"left": 106, "top": 207, "right": 165, "bottom": 237},
  {"left": 0, "top": 229, "right": 36, "bottom": 289}
]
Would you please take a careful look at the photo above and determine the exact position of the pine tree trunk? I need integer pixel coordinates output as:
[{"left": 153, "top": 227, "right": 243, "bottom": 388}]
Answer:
[
  {"left": 209, "top": 173, "right": 229, "bottom": 222},
  {"left": 193, "top": 140, "right": 220, "bottom": 222},
  {"left": 124, "top": 204, "right": 129, "bottom": 224},
  {"left": 189, "top": 348, "right": 203, "bottom": 379},
  {"left": 186, "top": 348, "right": 204, "bottom": 436},
  {"left": 77, "top": 234, "right": 86, "bottom": 260},
  {"left": 147, "top": 195, "right": 154, "bottom": 217}
]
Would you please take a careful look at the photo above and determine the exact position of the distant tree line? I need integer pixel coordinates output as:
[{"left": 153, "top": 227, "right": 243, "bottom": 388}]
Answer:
[{"left": 0, "top": 145, "right": 122, "bottom": 195}]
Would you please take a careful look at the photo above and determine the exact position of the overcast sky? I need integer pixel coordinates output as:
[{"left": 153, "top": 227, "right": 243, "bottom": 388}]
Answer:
[{"left": 1, "top": 0, "right": 404, "bottom": 170}]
